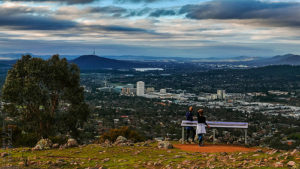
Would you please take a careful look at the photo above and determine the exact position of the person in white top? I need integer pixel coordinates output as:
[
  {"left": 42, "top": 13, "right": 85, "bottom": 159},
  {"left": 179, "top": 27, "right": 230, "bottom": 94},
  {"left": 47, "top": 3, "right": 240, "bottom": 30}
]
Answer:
[{"left": 196, "top": 109, "right": 210, "bottom": 146}]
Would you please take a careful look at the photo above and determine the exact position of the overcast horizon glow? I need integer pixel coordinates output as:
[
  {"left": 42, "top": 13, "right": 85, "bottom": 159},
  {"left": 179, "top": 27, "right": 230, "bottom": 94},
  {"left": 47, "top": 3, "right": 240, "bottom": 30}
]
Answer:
[{"left": 1, "top": 0, "right": 300, "bottom": 58}]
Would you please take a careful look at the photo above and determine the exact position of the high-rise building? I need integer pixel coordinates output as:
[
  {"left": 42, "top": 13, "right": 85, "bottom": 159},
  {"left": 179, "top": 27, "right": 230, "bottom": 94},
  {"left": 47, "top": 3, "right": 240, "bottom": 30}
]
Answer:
[
  {"left": 217, "top": 89, "right": 226, "bottom": 100},
  {"left": 136, "top": 81, "right": 145, "bottom": 96}
]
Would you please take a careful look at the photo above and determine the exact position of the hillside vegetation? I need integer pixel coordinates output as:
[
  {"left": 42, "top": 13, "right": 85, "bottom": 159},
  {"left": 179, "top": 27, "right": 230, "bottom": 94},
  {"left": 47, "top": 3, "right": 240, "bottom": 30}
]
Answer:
[{"left": 0, "top": 142, "right": 299, "bottom": 169}]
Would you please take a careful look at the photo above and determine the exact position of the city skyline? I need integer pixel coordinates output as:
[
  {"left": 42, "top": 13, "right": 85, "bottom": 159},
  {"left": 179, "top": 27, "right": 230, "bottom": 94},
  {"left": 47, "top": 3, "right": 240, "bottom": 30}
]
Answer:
[{"left": 1, "top": 0, "right": 300, "bottom": 58}]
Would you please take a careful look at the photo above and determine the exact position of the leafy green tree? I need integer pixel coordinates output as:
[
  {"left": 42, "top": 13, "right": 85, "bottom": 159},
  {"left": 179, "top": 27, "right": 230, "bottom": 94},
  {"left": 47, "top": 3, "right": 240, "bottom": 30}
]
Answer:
[{"left": 2, "top": 55, "right": 89, "bottom": 139}]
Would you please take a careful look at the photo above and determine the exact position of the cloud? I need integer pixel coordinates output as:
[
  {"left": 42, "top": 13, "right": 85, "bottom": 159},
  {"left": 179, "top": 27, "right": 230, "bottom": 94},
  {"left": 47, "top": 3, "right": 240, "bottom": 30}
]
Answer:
[
  {"left": 0, "top": 6, "right": 77, "bottom": 30},
  {"left": 180, "top": 0, "right": 300, "bottom": 27},
  {"left": 149, "top": 9, "right": 176, "bottom": 17},
  {"left": 114, "top": 0, "right": 162, "bottom": 3},
  {"left": 87, "top": 6, "right": 127, "bottom": 17},
  {"left": 0, "top": 16, "right": 77, "bottom": 30},
  {"left": 2, "top": 0, "right": 96, "bottom": 4},
  {"left": 126, "top": 8, "right": 152, "bottom": 17},
  {"left": 85, "top": 25, "right": 164, "bottom": 36},
  {"left": 2, "top": 0, "right": 167, "bottom": 4}
]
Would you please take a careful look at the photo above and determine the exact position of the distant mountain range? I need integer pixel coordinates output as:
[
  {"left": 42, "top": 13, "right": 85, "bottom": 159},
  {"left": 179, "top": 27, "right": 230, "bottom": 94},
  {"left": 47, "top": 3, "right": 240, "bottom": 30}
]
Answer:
[
  {"left": 0, "top": 53, "right": 300, "bottom": 69},
  {"left": 249, "top": 54, "right": 300, "bottom": 66}
]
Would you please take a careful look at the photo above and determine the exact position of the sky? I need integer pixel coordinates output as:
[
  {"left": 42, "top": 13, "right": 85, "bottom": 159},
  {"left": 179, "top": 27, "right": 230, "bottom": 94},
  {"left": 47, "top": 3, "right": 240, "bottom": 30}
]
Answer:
[{"left": 1, "top": 0, "right": 300, "bottom": 58}]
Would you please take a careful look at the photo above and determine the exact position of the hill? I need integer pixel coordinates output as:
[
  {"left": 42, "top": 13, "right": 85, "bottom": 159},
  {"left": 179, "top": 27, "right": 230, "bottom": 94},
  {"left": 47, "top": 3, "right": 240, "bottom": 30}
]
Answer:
[
  {"left": 246, "top": 54, "right": 300, "bottom": 66},
  {"left": 0, "top": 141, "right": 299, "bottom": 168},
  {"left": 70, "top": 55, "right": 148, "bottom": 70}
]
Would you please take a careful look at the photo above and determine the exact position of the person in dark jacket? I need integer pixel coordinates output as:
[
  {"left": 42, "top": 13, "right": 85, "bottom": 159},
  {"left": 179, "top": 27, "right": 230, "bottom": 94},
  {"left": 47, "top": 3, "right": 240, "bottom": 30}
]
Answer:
[
  {"left": 185, "top": 106, "right": 195, "bottom": 143},
  {"left": 196, "top": 109, "right": 210, "bottom": 146}
]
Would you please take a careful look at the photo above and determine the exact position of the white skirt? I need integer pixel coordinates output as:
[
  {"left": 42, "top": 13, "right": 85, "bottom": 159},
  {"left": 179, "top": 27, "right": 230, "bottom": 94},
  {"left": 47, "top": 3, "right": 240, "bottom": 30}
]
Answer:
[{"left": 196, "top": 123, "right": 206, "bottom": 134}]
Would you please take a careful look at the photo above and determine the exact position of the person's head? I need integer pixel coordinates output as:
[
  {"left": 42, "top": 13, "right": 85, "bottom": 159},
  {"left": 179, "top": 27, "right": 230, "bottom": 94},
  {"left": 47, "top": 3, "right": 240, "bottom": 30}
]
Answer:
[
  {"left": 189, "top": 106, "right": 193, "bottom": 112},
  {"left": 198, "top": 109, "right": 204, "bottom": 116}
]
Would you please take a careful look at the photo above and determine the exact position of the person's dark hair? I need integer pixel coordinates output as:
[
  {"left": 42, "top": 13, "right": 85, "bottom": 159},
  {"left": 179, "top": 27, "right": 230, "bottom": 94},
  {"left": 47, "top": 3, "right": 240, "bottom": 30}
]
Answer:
[{"left": 198, "top": 109, "right": 204, "bottom": 116}]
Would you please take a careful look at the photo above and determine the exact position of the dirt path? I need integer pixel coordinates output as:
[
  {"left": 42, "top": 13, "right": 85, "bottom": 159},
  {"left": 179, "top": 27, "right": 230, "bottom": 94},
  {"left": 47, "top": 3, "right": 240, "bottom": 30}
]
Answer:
[{"left": 174, "top": 144, "right": 257, "bottom": 153}]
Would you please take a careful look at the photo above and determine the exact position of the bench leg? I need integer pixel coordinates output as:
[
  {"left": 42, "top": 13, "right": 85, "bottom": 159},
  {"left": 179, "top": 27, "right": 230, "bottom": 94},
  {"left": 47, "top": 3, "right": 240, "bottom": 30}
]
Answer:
[
  {"left": 245, "top": 129, "right": 247, "bottom": 145},
  {"left": 182, "top": 127, "right": 184, "bottom": 144},
  {"left": 213, "top": 129, "right": 216, "bottom": 144}
]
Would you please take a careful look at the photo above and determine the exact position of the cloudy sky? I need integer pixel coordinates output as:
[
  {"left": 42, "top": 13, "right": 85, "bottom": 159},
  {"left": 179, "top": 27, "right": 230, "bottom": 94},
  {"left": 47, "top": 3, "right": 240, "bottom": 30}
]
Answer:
[{"left": 1, "top": 0, "right": 300, "bottom": 58}]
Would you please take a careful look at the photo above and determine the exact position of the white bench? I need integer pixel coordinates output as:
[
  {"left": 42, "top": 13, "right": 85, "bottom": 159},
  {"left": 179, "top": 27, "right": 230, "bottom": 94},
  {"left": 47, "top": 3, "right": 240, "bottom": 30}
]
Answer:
[{"left": 181, "top": 120, "right": 249, "bottom": 144}]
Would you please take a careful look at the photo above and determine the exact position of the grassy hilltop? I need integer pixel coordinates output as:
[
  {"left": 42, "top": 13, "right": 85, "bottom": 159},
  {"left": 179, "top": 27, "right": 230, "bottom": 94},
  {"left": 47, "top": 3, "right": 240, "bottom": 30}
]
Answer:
[{"left": 0, "top": 142, "right": 299, "bottom": 169}]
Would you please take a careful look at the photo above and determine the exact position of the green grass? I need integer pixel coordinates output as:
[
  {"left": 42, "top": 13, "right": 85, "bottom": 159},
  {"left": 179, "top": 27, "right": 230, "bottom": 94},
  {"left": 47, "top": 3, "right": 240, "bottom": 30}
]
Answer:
[{"left": 0, "top": 142, "right": 299, "bottom": 169}]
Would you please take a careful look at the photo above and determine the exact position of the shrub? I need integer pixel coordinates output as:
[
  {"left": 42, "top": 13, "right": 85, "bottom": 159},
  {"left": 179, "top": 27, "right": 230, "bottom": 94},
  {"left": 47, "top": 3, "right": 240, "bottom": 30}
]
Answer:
[
  {"left": 99, "top": 126, "right": 145, "bottom": 143},
  {"left": 49, "top": 135, "right": 68, "bottom": 145}
]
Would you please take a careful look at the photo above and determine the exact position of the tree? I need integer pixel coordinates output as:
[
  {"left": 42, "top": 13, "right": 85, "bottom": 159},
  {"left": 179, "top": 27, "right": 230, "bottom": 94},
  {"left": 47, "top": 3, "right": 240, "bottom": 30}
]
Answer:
[{"left": 2, "top": 55, "right": 89, "bottom": 139}]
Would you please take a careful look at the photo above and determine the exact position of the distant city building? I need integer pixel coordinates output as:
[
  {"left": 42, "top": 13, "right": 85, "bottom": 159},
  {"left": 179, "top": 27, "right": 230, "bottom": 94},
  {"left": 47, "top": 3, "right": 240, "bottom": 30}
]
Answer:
[
  {"left": 217, "top": 89, "right": 226, "bottom": 100},
  {"left": 268, "top": 90, "right": 289, "bottom": 96},
  {"left": 160, "top": 89, "right": 167, "bottom": 94},
  {"left": 136, "top": 81, "right": 145, "bottom": 96},
  {"left": 146, "top": 87, "right": 155, "bottom": 93},
  {"left": 121, "top": 87, "right": 136, "bottom": 96}
]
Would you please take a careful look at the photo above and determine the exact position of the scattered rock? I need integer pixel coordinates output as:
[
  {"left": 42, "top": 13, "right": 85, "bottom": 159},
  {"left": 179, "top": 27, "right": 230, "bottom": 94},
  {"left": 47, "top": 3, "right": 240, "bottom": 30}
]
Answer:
[
  {"left": 267, "top": 149, "right": 278, "bottom": 155},
  {"left": 287, "top": 161, "right": 296, "bottom": 167},
  {"left": 0, "top": 152, "right": 9, "bottom": 157},
  {"left": 141, "top": 142, "right": 150, "bottom": 147},
  {"left": 158, "top": 141, "right": 173, "bottom": 149},
  {"left": 102, "top": 158, "right": 110, "bottom": 162},
  {"left": 255, "top": 149, "right": 263, "bottom": 153},
  {"left": 54, "top": 159, "right": 66, "bottom": 166},
  {"left": 290, "top": 149, "right": 298, "bottom": 156},
  {"left": 221, "top": 152, "right": 228, "bottom": 156},
  {"left": 153, "top": 161, "right": 161, "bottom": 166},
  {"left": 274, "top": 162, "right": 283, "bottom": 168},
  {"left": 104, "top": 139, "right": 111, "bottom": 145},
  {"left": 113, "top": 136, "right": 134, "bottom": 146},
  {"left": 52, "top": 143, "right": 59, "bottom": 149},
  {"left": 59, "top": 144, "right": 67, "bottom": 149},
  {"left": 18, "top": 162, "right": 25, "bottom": 165},
  {"left": 114, "top": 136, "right": 127, "bottom": 144},
  {"left": 46, "top": 161, "right": 52, "bottom": 164},
  {"left": 67, "top": 138, "right": 78, "bottom": 148},
  {"left": 33, "top": 138, "right": 52, "bottom": 150}
]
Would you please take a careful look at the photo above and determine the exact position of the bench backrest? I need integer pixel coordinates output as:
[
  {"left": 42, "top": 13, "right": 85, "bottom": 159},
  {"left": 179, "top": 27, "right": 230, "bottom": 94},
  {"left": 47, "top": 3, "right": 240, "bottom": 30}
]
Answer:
[{"left": 181, "top": 120, "right": 248, "bottom": 129}]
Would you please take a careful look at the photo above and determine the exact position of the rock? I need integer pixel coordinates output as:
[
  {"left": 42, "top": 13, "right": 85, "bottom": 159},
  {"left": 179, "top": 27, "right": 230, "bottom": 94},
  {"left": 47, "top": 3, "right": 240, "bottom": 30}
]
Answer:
[
  {"left": 274, "top": 162, "right": 283, "bottom": 168},
  {"left": 255, "top": 149, "right": 263, "bottom": 153},
  {"left": 104, "top": 139, "right": 111, "bottom": 145},
  {"left": 0, "top": 152, "right": 9, "bottom": 157},
  {"left": 153, "top": 161, "right": 161, "bottom": 166},
  {"left": 52, "top": 143, "right": 59, "bottom": 149},
  {"left": 267, "top": 149, "right": 278, "bottom": 155},
  {"left": 59, "top": 144, "right": 67, "bottom": 149},
  {"left": 18, "top": 162, "right": 25, "bottom": 165},
  {"left": 158, "top": 141, "right": 173, "bottom": 149},
  {"left": 46, "top": 161, "right": 52, "bottom": 164},
  {"left": 102, "top": 158, "right": 110, "bottom": 162},
  {"left": 290, "top": 149, "right": 298, "bottom": 156},
  {"left": 287, "top": 161, "right": 296, "bottom": 167},
  {"left": 221, "top": 152, "right": 228, "bottom": 156},
  {"left": 54, "top": 159, "right": 66, "bottom": 166},
  {"left": 114, "top": 136, "right": 127, "bottom": 145},
  {"left": 142, "top": 142, "right": 150, "bottom": 147},
  {"left": 33, "top": 138, "right": 53, "bottom": 150},
  {"left": 67, "top": 138, "right": 78, "bottom": 148}
]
